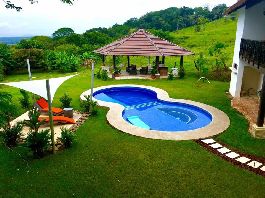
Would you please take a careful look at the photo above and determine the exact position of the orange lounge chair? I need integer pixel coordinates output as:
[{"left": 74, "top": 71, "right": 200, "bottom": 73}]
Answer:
[
  {"left": 36, "top": 98, "right": 63, "bottom": 115},
  {"left": 38, "top": 116, "right": 76, "bottom": 124}
]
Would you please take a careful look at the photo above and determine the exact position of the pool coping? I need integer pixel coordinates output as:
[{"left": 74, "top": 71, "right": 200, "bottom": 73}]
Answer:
[{"left": 80, "top": 84, "right": 230, "bottom": 140}]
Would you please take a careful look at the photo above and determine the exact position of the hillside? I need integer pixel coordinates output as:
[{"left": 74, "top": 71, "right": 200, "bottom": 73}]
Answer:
[{"left": 147, "top": 18, "right": 237, "bottom": 74}]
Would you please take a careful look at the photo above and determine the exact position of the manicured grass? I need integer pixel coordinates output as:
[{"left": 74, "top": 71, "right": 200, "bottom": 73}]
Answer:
[{"left": 1, "top": 70, "right": 265, "bottom": 197}]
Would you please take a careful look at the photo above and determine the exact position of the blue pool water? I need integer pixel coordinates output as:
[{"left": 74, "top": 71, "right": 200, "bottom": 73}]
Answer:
[{"left": 93, "top": 87, "right": 212, "bottom": 132}]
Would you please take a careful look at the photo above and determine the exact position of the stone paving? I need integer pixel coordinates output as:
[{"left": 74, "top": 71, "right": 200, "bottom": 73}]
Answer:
[{"left": 199, "top": 138, "right": 265, "bottom": 177}]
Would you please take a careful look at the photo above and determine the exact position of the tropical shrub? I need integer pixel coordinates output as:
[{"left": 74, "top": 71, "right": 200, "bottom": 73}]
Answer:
[
  {"left": 2, "top": 123, "right": 23, "bottom": 148},
  {"left": 194, "top": 53, "right": 209, "bottom": 77},
  {"left": 0, "top": 92, "right": 17, "bottom": 129},
  {"left": 19, "top": 89, "right": 31, "bottom": 109},
  {"left": 80, "top": 95, "right": 98, "bottom": 115},
  {"left": 60, "top": 127, "right": 75, "bottom": 148},
  {"left": 54, "top": 52, "right": 81, "bottom": 72},
  {"left": 96, "top": 69, "right": 101, "bottom": 79},
  {"left": 26, "top": 129, "right": 50, "bottom": 158},
  {"left": 167, "top": 71, "right": 174, "bottom": 80},
  {"left": 151, "top": 66, "right": 158, "bottom": 75},
  {"left": 23, "top": 107, "right": 43, "bottom": 133},
  {"left": 179, "top": 65, "right": 185, "bottom": 79},
  {"left": 59, "top": 93, "right": 72, "bottom": 108},
  {"left": 54, "top": 44, "right": 80, "bottom": 55},
  {"left": 101, "top": 69, "right": 108, "bottom": 81},
  {"left": 24, "top": 107, "right": 50, "bottom": 158}
]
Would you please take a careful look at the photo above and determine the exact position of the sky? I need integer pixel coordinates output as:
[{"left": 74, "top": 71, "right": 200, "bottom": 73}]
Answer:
[{"left": 0, "top": 0, "right": 237, "bottom": 37}]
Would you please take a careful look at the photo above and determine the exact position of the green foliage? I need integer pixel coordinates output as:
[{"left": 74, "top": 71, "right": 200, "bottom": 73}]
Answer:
[
  {"left": 31, "top": 36, "right": 54, "bottom": 50},
  {"left": 17, "top": 39, "right": 44, "bottom": 49},
  {"left": 24, "top": 107, "right": 50, "bottom": 158},
  {"left": 194, "top": 16, "right": 209, "bottom": 32},
  {"left": 52, "top": 27, "right": 75, "bottom": 39},
  {"left": 59, "top": 93, "right": 72, "bottom": 108},
  {"left": 0, "top": 43, "right": 14, "bottom": 75},
  {"left": 47, "top": 51, "right": 81, "bottom": 72},
  {"left": 60, "top": 127, "right": 75, "bottom": 148},
  {"left": 0, "top": 92, "right": 17, "bottom": 129},
  {"left": 19, "top": 89, "right": 31, "bottom": 110},
  {"left": 167, "top": 71, "right": 174, "bottom": 80},
  {"left": 179, "top": 65, "right": 185, "bottom": 79},
  {"left": 101, "top": 69, "right": 108, "bottom": 81},
  {"left": 2, "top": 123, "right": 23, "bottom": 148},
  {"left": 0, "top": 62, "right": 4, "bottom": 81},
  {"left": 11, "top": 48, "right": 46, "bottom": 71},
  {"left": 194, "top": 53, "right": 209, "bottom": 77},
  {"left": 81, "top": 95, "right": 98, "bottom": 115},
  {"left": 113, "top": 67, "right": 121, "bottom": 75},
  {"left": 151, "top": 67, "right": 158, "bottom": 75},
  {"left": 96, "top": 69, "right": 101, "bottom": 79},
  {"left": 4, "top": 0, "right": 75, "bottom": 11},
  {"left": 149, "top": 29, "right": 174, "bottom": 42},
  {"left": 26, "top": 129, "right": 50, "bottom": 158},
  {"left": 124, "top": 5, "right": 227, "bottom": 32},
  {"left": 23, "top": 107, "right": 42, "bottom": 133},
  {"left": 54, "top": 44, "right": 80, "bottom": 55}
]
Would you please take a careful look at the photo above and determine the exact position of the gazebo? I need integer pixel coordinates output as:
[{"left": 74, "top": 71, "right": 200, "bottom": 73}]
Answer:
[{"left": 94, "top": 29, "right": 193, "bottom": 75}]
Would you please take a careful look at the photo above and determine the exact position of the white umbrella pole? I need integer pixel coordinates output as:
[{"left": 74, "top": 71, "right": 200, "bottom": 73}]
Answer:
[
  {"left": 27, "top": 59, "right": 32, "bottom": 81},
  {"left": 89, "top": 62, "right": 95, "bottom": 113},
  {"left": 46, "top": 79, "right": 55, "bottom": 154},
  {"left": 90, "top": 62, "right": 95, "bottom": 102}
]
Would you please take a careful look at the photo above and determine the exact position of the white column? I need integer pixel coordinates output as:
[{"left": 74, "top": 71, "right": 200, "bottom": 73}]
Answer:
[
  {"left": 229, "top": 8, "right": 246, "bottom": 97},
  {"left": 259, "top": 73, "right": 264, "bottom": 91}
]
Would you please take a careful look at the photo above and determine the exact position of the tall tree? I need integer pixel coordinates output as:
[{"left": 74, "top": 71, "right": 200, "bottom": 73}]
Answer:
[{"left": 52, "top": 28, "right": 75, "bottom": 39}]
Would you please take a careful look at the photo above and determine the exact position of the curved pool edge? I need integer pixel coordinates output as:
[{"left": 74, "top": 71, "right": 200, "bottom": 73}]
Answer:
[{"left": 80, "top": 84, "right": 230, "bottom": 140}]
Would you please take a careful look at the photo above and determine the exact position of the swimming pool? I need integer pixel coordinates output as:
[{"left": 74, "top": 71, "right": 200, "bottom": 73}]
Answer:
[
  {"left": 93, "top": 87, "right": 212, "bottom": 132},
  {"left": 80, "top": 84, "right": 230, "bottom": 140}
]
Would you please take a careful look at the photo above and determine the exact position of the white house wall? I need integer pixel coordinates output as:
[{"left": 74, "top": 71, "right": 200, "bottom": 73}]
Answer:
[
  {"left": 229, "top": 8, "right": 246, "bottom": 97},
  {"left": 243, "top": 0, "right": 265, "bottom": 40},
  {"left": 229, "top": 1, "right": 265, "bottom": 97}
]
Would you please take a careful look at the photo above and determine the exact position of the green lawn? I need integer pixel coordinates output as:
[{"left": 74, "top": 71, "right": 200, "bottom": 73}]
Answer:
[{"left": 0, "top": 70, "right": 265, "bottom": 197}]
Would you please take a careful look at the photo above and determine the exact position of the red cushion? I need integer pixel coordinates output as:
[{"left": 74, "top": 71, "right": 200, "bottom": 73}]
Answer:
[
  {"left": 38, "top": 116, "right": 75, "bottom": 124},
  {"left": 37, "top": 98, "right": 49, "bottom": 109}
]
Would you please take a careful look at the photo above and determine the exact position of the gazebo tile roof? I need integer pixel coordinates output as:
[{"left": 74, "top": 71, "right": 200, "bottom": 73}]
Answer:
[{"left": 95, "top": 29, "right": 193, "bottom": 56}]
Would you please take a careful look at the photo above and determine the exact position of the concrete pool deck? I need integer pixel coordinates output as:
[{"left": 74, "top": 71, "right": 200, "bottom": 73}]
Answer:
[{"left": 81, "top": 84, "right": 230, "bottom": 140}]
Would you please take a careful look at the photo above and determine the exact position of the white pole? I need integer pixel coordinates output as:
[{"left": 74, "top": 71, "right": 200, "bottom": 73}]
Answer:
[
  {"left": 90, "top": 61, "right": 95, "bottom": 102},
  {"left": 46, "top": 79, "right": 55, "bottom": 154},
  {"left": 27, "top": 59, "right": 32, "bottom": 81}
]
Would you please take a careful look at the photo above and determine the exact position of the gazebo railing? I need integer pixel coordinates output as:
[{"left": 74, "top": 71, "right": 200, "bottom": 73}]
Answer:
[{"left": 239, "top": 39, "right": 265, "bottom": 69}]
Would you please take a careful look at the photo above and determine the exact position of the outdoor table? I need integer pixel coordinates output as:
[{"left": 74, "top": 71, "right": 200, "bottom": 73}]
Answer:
[{"left": 63, "top": 108, "right": 73, "bottom": 118}]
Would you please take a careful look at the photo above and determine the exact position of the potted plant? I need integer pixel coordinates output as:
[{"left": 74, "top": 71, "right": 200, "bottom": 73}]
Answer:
[
  {"left": 151, "top": 67, "right": 158, "bottom": 79},
  {"left": 113, "top": 67, "right": 121, "bottom": 78}
]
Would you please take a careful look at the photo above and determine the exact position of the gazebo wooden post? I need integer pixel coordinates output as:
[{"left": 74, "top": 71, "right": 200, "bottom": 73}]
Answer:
[
  {"left": 155, "top": 56, "right": 159, "bottom": 71},
  {"left": 102, "top": 55, "right": 105, "bottom": 66},
  {"left": 257, "top": 75, "right": 265, "bottom": 127},
  {"left": 180, "top": 56, "right": 184, "bottom": 68},
  {"left": 113, "top": 55, "right": 116, "bottom": 69},
  {"left": 162, "top": 56, "right": 165, "bottom": 65},
  {"left": 148, "top": 56, "right": 151, "bottom": 66},
  {"left": 127, "top": 56, "right": 129, "bottom": 67}
]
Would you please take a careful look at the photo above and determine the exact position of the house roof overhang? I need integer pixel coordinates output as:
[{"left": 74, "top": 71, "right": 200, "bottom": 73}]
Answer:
[{"left": 225, "top": 0, "right": 264, "bottom": 15}]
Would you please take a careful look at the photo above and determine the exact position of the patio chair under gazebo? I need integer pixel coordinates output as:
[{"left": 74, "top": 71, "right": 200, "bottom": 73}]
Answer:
[{"left": 94, "top": 29, "right": 193, "bottom": 76}]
